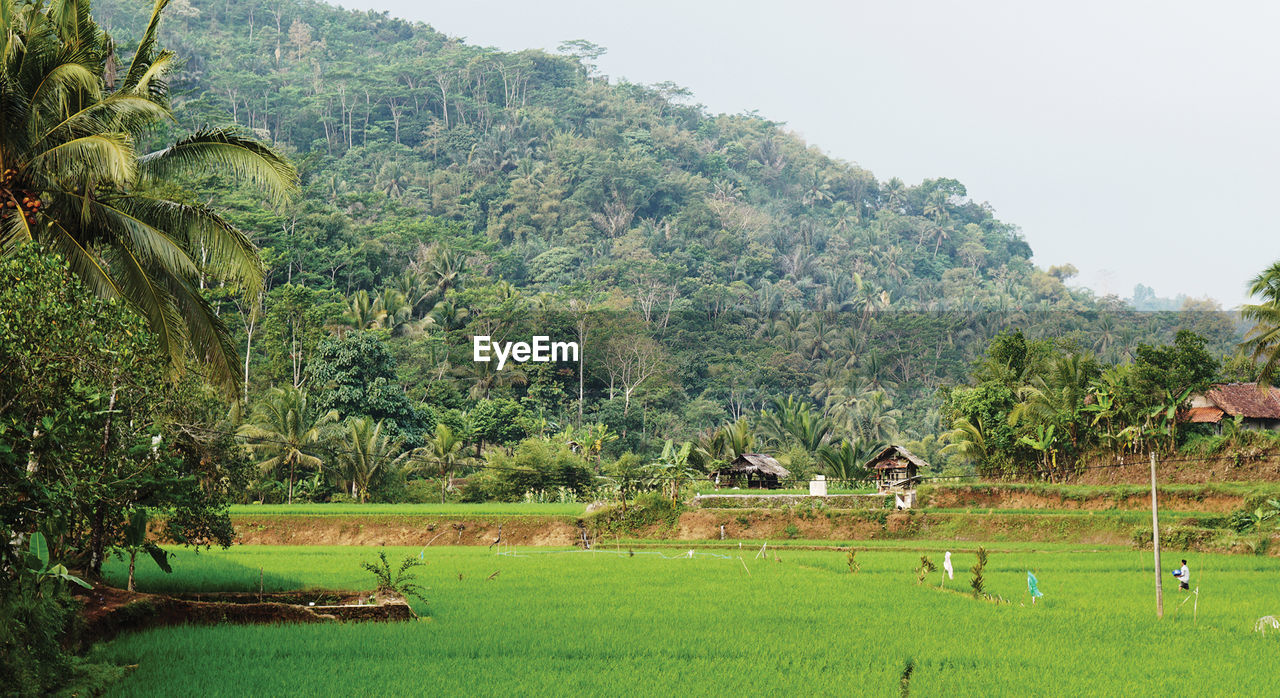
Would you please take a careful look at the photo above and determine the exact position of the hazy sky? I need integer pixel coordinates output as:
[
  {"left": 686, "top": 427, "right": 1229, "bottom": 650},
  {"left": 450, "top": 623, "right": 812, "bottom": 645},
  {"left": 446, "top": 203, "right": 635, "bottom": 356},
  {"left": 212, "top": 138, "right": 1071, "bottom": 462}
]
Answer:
[{"left": 334, "top": 0, "right": 1280, "bottom": 307}]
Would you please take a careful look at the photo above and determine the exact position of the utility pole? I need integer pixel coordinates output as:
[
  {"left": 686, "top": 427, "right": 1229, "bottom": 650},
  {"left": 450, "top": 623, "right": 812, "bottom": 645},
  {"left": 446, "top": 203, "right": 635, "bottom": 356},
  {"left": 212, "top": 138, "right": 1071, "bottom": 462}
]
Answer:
[{"left": 1150, "top": 450, "right": 1163, "bottom": 619}]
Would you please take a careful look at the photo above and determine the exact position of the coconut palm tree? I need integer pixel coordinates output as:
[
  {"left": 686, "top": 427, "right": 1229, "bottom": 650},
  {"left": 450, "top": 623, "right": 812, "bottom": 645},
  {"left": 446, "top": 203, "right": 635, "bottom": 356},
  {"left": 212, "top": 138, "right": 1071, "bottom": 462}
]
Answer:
[
  {"left": 331, "top": 417, "right": 407, "bottom": 502},
  {"left": 690, "top": 419, "right": 754, "bottom": 472},
  {"left": 412, "top": 422, "right": 468, "bottom": 503},
  {"left": 341, "top": 289, "right": 386, "bottom": 331},
  {"left": 941, "top": 417, "right": 989, "bottom": 468},
  {"left": 816, "top": 440, "right": 873, "bottom": 483},
  {"left": 237, "top": 386, "right": 338, "bottom": 504},
  {"left": 1241, "top": 261, "right": 1280, "bottom": 387},
  {"left": 0, "top": 0, "right": 298, "bottom": 396}
]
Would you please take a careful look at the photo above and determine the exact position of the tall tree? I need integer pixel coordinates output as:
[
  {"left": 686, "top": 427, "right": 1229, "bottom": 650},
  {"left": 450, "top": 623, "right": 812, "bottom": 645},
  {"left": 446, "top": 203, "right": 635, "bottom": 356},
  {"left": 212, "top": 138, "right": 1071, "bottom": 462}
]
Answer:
[
  {"left": 331, "top": 417, "right": 406, "bottom": 502},
  {"left": 414, "top": 422, "right": 466, "bottom": 503},
  {"left": 0, "top": 0, "right": 298, "bottom": 396},
  {"left": 1242, "top": 261, "right": 1280, "bottom": 387},
  {"left": 237, "top": 386, "right": 338, "bottom": 504}
]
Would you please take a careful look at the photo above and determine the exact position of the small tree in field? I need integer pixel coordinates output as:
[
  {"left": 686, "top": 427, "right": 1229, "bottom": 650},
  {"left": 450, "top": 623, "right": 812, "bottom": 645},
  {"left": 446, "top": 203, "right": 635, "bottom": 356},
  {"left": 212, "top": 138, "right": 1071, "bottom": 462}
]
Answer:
[
  {"left": 361, "top": 550, "right": 427, "bottom": 602},
  {"left": 915, "top": 555, "right": 936, "bottom": 585},
  {"left": 970, "top": 547, "right": 989, "bottom": 599}
]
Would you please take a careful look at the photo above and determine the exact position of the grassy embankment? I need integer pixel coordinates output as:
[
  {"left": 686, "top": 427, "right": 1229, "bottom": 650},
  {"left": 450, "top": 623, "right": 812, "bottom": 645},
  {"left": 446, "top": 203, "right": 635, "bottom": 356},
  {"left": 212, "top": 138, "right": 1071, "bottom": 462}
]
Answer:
[{"left": 221, "top": 484, "right": 1280, "bottom": 552}]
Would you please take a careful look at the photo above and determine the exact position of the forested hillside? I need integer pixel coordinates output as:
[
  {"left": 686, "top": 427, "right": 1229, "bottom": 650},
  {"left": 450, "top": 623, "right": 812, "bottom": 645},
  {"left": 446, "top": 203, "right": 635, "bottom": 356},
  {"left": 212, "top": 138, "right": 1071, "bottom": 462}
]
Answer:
[{"left": 93, "top": 0, "right": 1238, "bottom": 483}]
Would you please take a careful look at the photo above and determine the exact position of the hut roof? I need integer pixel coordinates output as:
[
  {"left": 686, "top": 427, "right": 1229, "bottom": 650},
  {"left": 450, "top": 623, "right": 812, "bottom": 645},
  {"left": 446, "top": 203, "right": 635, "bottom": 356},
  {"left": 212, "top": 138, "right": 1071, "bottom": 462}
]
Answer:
[
  {"left": 725, "top": 453, "right": 791, "bottom": 478},
  {"left": 1201, "top": 383, "right": 1280, "bottom": 420},
  {"left": 864, "top": 445, "right": 930, "bottom": 471}
]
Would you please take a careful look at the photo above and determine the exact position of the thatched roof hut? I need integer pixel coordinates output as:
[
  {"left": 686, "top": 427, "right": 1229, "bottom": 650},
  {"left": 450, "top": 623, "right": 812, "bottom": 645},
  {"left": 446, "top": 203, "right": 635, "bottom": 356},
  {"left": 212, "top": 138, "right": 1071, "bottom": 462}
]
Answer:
[
  {"left": 865, "top": 445, "right": 927, "bottom": 491},
  {"left": 711, "top": 454, "right": 791, "bottom": 490}
]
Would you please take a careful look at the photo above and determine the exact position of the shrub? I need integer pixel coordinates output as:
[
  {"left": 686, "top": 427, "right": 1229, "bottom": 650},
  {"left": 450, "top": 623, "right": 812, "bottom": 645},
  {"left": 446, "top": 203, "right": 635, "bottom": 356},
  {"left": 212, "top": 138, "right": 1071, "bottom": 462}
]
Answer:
[
  {"left": 1180, "top": 433, "right": 1225, "bottom": 456},
  {"left": 1228, "top": 510, "right": 1257, "bottom": 533},
  {"left": 360, "top": 550, "right": 427, "bottom": 602},
  {"left": 584, "top": 491, "right": 683, "bottom": 533},
  {"left": 915, "top": 555, "right": 936, "bottom": 585},
  {"left": 970, "top": 547, "right": 989, "bottom": 599},
  {"left": 475, "top": 439, "right": 595, "bottom": 502}
]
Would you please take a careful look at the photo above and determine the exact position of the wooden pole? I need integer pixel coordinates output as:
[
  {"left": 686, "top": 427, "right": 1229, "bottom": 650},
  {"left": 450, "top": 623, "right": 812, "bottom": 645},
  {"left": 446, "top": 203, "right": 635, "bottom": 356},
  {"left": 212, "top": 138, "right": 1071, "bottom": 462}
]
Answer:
[{"left": 1150, "top": 450, "right": 1163, "bottom": 619}]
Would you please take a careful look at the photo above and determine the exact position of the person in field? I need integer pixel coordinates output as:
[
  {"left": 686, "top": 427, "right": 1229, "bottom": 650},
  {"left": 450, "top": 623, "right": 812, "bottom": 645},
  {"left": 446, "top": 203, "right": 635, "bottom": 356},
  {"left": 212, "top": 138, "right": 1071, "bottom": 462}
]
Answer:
[{"left": 1172, "top": 559, "right": 1190, "bottom": 590}]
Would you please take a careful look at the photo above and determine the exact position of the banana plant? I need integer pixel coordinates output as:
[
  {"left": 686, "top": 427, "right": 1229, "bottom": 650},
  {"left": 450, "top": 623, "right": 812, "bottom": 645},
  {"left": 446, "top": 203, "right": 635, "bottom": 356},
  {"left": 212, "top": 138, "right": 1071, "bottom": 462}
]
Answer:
[
  {"left": 648, "top": 440, "right": 698, "bottom": 503},
  {"left": 1147, "top": 388, "right": 1192, "bottom": 454},
  {"left": 1018, "top": 424, "right": 1057, "bottom": 479},
  {"left": 118, "top": 509, "right": 173, "bottom": 592},
  {"left": 1254, "top": 499, "right": 1280, "bottom": 530},
  {"left": 25, "top": 532, "right": 91, "bottom": 597}
]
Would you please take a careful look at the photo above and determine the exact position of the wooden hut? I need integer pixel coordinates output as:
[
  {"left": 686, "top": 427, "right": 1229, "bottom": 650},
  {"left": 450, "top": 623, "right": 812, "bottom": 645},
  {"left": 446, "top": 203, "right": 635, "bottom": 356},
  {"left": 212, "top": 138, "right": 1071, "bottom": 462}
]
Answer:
[
  {"left": 865, "top": 445, "right": 927, "bottom": 492},
  {"left": 710, "top": 454, "right": 791, "bottom": 490}
]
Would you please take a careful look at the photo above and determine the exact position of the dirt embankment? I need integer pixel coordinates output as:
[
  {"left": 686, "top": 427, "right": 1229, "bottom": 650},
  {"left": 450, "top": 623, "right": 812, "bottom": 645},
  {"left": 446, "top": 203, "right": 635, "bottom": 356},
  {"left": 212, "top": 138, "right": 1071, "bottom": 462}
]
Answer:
[
  {"left": 623, "top": 509, "right": 1279, "bottom": 556},
  {"left": 921, "top": 486, "right": 1245, "bottom": 513},
  {"left": 648, "top": 509, "right": 1143, "bottom": 546},
  {"left": 225, "top": 509, "right": 1280, "bottom": 556},
  {"left": 233, "top": 510, "right": 1143, "bottom": 547},
  {"left": 231, "top": 515, "right": 580, "bottom": 547},
  {"left": 75, "top": 586, "right": 415, "bottom": 644}
]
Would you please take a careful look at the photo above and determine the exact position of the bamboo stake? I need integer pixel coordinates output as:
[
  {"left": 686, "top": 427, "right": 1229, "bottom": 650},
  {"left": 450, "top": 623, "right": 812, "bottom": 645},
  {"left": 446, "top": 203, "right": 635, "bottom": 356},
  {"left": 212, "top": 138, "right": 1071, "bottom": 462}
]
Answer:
[{"left": 1151, "top": 450, "right": 1163, "bottom": 619}]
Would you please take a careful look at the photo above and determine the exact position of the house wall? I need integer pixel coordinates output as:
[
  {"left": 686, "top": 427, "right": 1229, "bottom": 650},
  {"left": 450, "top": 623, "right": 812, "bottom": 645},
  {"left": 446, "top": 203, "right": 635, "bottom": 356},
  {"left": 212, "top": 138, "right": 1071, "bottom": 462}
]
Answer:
[{"left": 1188, "top": 394, "right": 1215, "bottom": 409}]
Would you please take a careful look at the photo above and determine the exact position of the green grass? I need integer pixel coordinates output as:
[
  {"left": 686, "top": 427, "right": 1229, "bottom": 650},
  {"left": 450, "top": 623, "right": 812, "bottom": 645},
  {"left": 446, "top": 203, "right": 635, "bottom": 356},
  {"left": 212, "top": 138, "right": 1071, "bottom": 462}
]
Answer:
[
  {"left": 693, "top": 487, "right": 877, "bottom": 495},
  {"left": 228, "top": 502, "right": 586, "bottom": 516},
  {"left": 94, "top": 543, "right": 1280, "bottom": 696},
  {"left": 923, "top": 507, "right": 1206, "bottom": 517},
  {"left": 922, "top": 481, "right": 1280, "bottom": 498}
]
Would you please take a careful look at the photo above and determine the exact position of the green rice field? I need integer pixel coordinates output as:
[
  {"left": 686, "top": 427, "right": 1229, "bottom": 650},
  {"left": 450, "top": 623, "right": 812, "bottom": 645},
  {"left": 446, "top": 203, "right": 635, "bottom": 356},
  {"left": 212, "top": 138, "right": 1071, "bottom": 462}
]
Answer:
[{"left": 94, "top": 543, "right": 1280, "bottom": 696}]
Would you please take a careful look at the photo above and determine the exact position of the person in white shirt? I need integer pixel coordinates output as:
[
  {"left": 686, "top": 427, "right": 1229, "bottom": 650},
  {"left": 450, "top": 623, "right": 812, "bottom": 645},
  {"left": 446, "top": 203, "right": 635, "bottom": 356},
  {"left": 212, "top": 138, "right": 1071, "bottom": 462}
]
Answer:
[{"left": 1173, "top": 559, "right": 1190, "bottom": 590}]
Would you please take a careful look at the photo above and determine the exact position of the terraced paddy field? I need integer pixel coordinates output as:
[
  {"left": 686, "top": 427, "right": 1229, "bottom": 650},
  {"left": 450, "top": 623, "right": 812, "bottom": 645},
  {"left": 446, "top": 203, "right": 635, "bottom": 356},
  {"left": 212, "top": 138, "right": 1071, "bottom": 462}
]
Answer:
[{"left": 93, "top": 543, "right": 1280, "bottom": 696}]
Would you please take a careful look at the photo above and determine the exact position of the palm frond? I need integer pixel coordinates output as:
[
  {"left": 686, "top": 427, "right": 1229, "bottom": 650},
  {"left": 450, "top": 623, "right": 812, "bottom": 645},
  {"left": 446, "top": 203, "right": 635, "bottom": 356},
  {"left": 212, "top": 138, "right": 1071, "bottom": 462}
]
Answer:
[
  {"left": 28, "top": 60, "right": 100, "bottom": 120},
  {"left": 27, "top": 132, "right": 137, "bottom": 185},
  {"left": 86, "top": 196, "right": 200, "bottom": 279},
  {"left": 114, "top": 194, "right": 263, "bottom": 295},
  {"left": 157, "top": 266, "right": 241, "bottom": 396},
  {"left": 104, "top": 239, "right": 185, "bottom": 374},
  {"left": 39, "top": 216, "right": 122, "bottom": 297},
  {"left": 139, "top": 127, "right": 299, "bottom": 205},
  {"left": 37, "top": 92, "right": 170, "bottom": 146},
  {"left": 126, "top": 48, "right": 173, "bottom": 99},
  {"left": 0, "top": 210, "right": 33, "bottom": 253},
  {"left": 121, "top": 0, "right": 170, "bottom": 92},
  {"left": 47, "top": 0, "right": 98, "bottom": 52}
]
